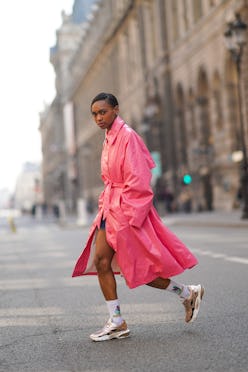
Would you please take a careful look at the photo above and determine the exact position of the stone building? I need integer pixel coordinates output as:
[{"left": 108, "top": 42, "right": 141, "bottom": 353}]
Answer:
[
  {"left": 165, "top": 0, "right": 248, "bottom": 211},
  {"left": 40, "top": 0, "right": 248, "bottom": 216},
  {"left": 14, "top": 162, "right": 42, "bottom": 213},
  {"left": 39, "top": 2, "right": 97, "bottom": 212},
  {"left": 39, "top": 98, "right": 66, "bottom": 208}
]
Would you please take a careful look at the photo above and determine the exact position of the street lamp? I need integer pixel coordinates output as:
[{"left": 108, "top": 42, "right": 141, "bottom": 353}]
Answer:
[{"left": 224, "top": 13, "right": 248, "bottom": 219}]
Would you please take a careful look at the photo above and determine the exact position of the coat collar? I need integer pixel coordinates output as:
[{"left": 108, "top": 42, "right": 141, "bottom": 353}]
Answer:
[{"left": 105, "top": 116, "right": 125, "bottom": 145}]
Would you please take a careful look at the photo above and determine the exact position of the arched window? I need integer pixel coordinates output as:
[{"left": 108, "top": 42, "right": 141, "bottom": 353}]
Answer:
[
  {"left": 197, "top": 68, "right": 212, "bottom": 147},
  {"left": 172, "top": 0, "right": 179, "bottom": 41},
  {"left": 193, "top": 0, "right": 203, "bottom": 22},
  {"left": 182, "top": 0, "right": 189, "bottom": 31},
  {"left": 188, "top": 88, "right": 197, "bottom": 139},
  {"left": 196, "top": 67, "right": 214, "bottom": 211},
  {"left": 175, "top": 84, "right": 188, "bottom": 165},
  {"left": 209, "top": 0, "right": 216, "bottom": 7},
  {"left": 212, "top": 71, "right": 223, "bottom": 130},
  {"left": 224, "top": 56, "right": 240, "bottom": 152}
]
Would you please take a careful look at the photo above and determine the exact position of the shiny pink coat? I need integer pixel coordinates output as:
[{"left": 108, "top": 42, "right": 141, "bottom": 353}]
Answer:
[{"left": 72, "top": 116, "right": 198, "bottom": 288}]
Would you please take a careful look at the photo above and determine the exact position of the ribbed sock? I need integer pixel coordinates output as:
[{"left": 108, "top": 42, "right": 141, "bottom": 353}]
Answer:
[
  {"left": 166, "top": 280, "right": 190, "bottom": 299},
  {"left": 106, "top": 299, "right": 123, "bottom": 325}
]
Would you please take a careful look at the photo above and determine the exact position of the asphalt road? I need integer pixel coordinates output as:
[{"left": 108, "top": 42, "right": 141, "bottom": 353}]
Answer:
[{"left": 1, "top": 216, "right": 248, "bottom": 372}]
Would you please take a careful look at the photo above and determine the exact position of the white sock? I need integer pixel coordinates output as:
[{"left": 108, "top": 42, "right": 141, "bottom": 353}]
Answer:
[
  {"left": 106, "top": 299, "right": 123, "bottom": 325},
  {"left": 166, "top": 280, "right": 190, "bottom": 299}
]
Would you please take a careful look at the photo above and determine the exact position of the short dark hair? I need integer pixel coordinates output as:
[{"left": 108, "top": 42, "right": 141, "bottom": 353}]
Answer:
[{"left": 91, "top": 92, "right": 119, "bottom": 108}]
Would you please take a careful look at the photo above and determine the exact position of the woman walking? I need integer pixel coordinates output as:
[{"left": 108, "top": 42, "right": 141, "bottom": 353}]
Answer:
[{"left": 72, "top": 92, "right": 204, "bottom": 342}]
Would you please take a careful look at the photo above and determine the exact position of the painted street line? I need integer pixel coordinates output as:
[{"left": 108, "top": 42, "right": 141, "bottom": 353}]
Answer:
[{"left": 191, "top": 248, "right": 248, "bottom": 265}]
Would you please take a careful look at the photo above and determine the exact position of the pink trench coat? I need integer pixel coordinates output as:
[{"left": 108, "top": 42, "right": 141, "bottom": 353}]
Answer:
[{"left": 72, "top": 116, "right": 198, "bottom": 288}]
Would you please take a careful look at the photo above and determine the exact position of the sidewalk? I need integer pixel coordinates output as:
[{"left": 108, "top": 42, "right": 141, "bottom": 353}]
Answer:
[
  {"left": 162, "top": 210, "right": 248, "bottom": 228},
  {"left": 61, "top": 209, "right": 248, "bottom": 230}
]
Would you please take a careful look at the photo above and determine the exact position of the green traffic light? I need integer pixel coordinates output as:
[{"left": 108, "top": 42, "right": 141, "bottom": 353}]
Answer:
[{"left": 183, "top": 174, "right": 192, "bottom": 184}]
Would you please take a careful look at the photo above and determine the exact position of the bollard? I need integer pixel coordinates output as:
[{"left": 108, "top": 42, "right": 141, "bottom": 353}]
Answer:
[{"left": 8, "top": 216, "right": 17, "bottom": 233}]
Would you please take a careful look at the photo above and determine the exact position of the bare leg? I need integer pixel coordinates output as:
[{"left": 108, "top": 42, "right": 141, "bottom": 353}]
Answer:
[
  {"left": 146, "top": 277, "right": 171, "bottom": 289},
  {"left": 94, "top": 229, "right": 117, "bottom": 300}
]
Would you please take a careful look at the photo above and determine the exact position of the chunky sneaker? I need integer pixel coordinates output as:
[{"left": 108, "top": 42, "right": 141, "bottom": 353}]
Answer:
[
  {"left": 90, "top": 319, "right": 130, "bottom": 342},
  {"left": 182, "top": 284, "right": 204, "bottom": 323}
]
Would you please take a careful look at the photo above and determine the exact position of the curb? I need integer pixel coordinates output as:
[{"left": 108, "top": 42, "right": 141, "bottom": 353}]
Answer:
[
  {"left": 162, "top": 214, "right": 248, "bottom": 229},
  {"left": 163, "top": 219, "right": 248, "bottom": 229},
  {"left": 56, "top": 213, "right": 248, "bottom": 230}
]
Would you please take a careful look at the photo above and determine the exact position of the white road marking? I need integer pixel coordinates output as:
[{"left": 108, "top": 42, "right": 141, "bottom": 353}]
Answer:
[
  {"left": 191, "top": 248, "right": 248, "bottom": 265},
  {"left": 225, "top": 256, "right": 248, "bottom": 265}
]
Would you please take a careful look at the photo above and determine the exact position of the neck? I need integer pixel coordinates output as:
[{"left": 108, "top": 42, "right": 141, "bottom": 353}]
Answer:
[{"left": 107, "top": 115, "right": 117, "bottom": 132}]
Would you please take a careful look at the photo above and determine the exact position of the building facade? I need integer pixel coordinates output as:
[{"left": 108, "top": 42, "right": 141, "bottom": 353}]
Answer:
[
  {"left": 14, "top": 162, "right": 42, "bottom": 213},
  {"left": 39, "top": 3, "right": 98, "bottom": 212},
  {"left": 40, "top": 0, "right": 248, "bottom": 216}
]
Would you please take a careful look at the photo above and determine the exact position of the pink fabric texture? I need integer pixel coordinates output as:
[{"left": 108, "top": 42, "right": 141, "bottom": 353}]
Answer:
[{"left": 72, "top": 116, "right": 198, "bottom": 288}]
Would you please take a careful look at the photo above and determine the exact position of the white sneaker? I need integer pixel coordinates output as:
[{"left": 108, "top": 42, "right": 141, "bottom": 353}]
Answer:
[
  {"left": 182, "top": 284, "right": 205, "bottom": 323},
  {"left": 90, "top": 319, "right": 130, "bottom": 342}
]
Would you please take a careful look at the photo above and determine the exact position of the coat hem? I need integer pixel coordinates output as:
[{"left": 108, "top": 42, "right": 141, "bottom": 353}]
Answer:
[{"left": 125, "top": 264, "right": 197, "bottom": 289}]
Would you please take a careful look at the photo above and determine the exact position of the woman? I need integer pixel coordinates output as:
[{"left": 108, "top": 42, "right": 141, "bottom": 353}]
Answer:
[{"left": 72, "top": 92, "right": 204, "bottom": 342}]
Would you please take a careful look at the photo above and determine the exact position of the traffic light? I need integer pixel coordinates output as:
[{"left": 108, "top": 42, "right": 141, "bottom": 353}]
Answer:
[{"left": 182, "top": 173, "right": 192, "bottom": 185}]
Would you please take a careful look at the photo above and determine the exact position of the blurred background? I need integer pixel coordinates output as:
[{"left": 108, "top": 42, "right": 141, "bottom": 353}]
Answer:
[{"left": 1, "top": 0, "right": 248, "bottom": 223}]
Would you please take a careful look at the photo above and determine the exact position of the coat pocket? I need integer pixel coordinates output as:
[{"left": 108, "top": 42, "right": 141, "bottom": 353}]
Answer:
[{"left": 109, "top": 191, "right": 129, "bottom": 228}]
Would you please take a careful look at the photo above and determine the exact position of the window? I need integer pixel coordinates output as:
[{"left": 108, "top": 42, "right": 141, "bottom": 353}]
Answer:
[
  {"left": 193, "top": 0, "right": 203, "bottom": 22},
  {"left": 172, "top": 0, "right": 179, "bottom": 41}
]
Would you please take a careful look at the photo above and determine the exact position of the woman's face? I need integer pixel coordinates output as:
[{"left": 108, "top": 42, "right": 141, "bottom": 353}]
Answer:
[{"left": 91, "top": 100, "right": 119, "bottom": 131}]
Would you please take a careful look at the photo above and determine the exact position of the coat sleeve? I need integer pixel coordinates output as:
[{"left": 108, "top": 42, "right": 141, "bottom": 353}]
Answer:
[
  {"left": 98, "top": 190, "right": 104, "bottom": 210},
  {"left": 121, "top": 132, "right": 155, "bottom": 228}
]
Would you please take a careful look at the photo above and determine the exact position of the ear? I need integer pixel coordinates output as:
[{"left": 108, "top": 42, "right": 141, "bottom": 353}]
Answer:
[{"left": 114, "top": 105, "right": 119, "bottom": 115}]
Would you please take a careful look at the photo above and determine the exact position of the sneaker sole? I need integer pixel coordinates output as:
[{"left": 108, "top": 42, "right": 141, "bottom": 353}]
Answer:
[
  {"left": 90, "top": 329, "right": 130, "bottom": 342},
  {"left": 189, "top": 285, "right": 204, "bottom": 323}
]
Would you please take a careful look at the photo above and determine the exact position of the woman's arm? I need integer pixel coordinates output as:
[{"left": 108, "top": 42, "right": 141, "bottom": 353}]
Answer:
[{"left": 121, "top": 132, "right": 155, "bottom": 228}]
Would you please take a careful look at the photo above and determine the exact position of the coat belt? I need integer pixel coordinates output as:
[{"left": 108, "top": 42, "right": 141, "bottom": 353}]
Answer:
[{"left": 103, "top": 180, "right": 124, "bottom": 218}]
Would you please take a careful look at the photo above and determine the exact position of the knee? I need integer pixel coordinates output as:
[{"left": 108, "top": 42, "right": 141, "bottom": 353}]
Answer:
[{"left": 94, "top": 254, "right": 111, "bottom": 274}]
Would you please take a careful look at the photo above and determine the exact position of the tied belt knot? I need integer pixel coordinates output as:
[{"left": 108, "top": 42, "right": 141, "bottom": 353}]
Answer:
[{"left": 103, "top": 180, "right": 124, "bottom": 219}]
